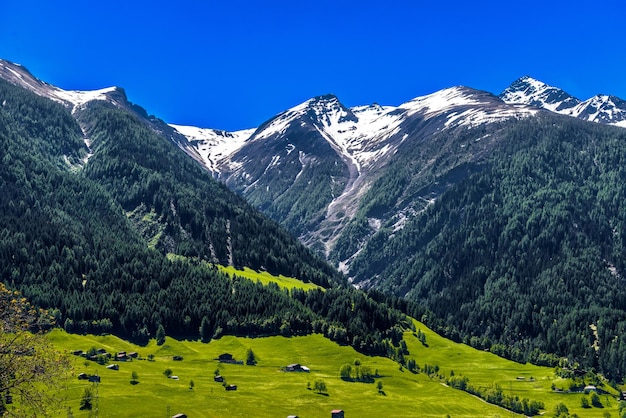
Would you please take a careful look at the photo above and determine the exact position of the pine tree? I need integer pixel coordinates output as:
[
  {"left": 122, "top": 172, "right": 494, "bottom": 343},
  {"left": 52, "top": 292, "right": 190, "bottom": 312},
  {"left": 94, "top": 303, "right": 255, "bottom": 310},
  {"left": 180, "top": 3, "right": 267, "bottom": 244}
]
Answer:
[{"left": 156, "top": 324, "right": 166, "bottom": 346}]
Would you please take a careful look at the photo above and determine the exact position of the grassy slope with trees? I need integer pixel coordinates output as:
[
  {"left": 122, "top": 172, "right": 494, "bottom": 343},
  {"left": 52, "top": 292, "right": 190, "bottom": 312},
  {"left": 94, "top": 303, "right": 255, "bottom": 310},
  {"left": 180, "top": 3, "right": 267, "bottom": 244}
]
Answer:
[{"left": 48, "top": 319, "right": 623, "bottom": 418}]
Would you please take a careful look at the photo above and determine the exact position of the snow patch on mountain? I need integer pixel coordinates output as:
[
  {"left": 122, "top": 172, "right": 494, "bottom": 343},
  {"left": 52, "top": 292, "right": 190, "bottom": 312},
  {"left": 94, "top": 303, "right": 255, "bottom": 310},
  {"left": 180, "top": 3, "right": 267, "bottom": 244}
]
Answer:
[
  {"left": 444, "top": 105, "right": 538, "bottom": 129},
  {"left": 170, "top": 124, "right": 254, "bottom": 173},
  {"left": 50, "top": 87, "right": 119, "bottom": 112},
  {"left": 174, "top": 87, "right": 538, "bottom": 180},
  {"left": 400, "top": 87, "right": 538, "bottom": 129},
  {"left": 1, "top": 58, "right": 120, "bottom": 113},
  {"left": 401, "top": 87, "right": 481, "bottom": 115}
]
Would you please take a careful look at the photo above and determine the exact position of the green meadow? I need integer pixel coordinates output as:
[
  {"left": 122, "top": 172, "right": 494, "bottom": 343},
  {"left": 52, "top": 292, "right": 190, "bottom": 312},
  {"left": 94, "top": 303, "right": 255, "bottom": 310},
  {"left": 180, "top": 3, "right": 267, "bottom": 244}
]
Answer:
[
  {"left": 48, "top": 319, "right": 622, "bottom": 418},
  {"left": 218, "top": 265, "right": 322, "bottom": 291}
]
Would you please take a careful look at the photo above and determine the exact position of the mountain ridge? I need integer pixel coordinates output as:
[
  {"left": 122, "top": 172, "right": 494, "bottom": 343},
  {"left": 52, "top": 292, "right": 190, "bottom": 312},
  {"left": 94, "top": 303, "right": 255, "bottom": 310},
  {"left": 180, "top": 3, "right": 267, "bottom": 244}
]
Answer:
[
  {"left": 500, "top": 75, "right": 626, "bottom": 127},
  {"left": 169, "top": 75, "right": 626, "bottom": 266},
  {"left": 188, "top": 86, "right": 539, "bottom": 256}
]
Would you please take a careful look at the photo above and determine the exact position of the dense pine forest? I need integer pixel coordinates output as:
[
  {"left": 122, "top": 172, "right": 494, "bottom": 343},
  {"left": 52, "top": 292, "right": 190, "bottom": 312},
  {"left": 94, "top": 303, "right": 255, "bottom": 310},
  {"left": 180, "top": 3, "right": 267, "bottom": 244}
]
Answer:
[
  {"left": 349, "top": 114, "right": 626, "bottom": 379},
  {"left": 0, "top": 79, "right": 408, "bottom": 355}
]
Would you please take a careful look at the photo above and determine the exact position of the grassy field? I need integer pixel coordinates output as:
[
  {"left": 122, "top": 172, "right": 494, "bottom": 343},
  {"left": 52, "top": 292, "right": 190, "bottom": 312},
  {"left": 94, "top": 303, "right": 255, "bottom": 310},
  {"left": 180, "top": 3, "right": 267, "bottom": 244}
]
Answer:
[
  {"left": 218, "top": 265, "right": 322, "bottom": 291},
  {"left": 47, "top": 320, "right": 622, "bottom": 418},
  {"left": 405, "top": 320, "right": 621, "bottom": 417}
]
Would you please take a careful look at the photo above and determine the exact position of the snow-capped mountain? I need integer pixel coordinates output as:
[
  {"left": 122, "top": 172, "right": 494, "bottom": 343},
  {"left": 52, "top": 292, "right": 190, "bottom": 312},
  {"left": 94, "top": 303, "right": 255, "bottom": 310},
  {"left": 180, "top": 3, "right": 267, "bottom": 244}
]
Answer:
[
  {"left": 178, "top": 87, "right": 537, "bottom": 178},
  {"left": 500, "top": 76, "right": 626, "bottom": 128},
  {"left": 499, "top": 76, "right": 581, "bottom": 113},
  {"left": 570, "top": 94, "right": 626, "bottom": 127},
  {"left": 173, "top": 87, "right": 538, "bottom": 257},
  {"left": 6, "top": 56, "right": 626, "bottom": 274}
]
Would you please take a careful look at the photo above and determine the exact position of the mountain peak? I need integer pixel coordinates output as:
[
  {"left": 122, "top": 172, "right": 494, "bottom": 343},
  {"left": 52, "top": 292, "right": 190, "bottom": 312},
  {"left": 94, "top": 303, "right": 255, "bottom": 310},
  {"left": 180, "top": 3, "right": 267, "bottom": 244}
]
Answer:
[
  {"left": 500, "top": 76, "right": 581, "bottom": 113},
  {"left": 0, "top": 59, "right": 123, "bottom": 112},
  {"left": 572, "top": 94, "right": 626, "bottom": 127},
  {"left": 301, "top": 93, "right": 351, "bottom": 116},
  {"left": 311, "top": 93, "right": 340, "bottom": 103},
  {"left": 402, "top": 86, "right": 497, "bottom": 112},
  {"left": 500, "top": 76, "right": 626, "bottom": 127}
]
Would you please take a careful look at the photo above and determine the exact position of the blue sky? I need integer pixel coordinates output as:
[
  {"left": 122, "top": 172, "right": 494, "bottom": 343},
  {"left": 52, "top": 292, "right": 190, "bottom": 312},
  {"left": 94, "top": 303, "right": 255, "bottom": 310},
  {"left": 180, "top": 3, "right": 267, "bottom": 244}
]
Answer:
[{"left": 1, "top": 0, "right": 625, "bottom": 131}]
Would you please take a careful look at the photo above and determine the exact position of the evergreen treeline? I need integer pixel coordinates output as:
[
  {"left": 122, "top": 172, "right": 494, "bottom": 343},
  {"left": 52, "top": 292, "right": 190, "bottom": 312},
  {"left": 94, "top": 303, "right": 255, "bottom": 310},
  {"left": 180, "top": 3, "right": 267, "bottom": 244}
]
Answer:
[
  {"left": 349, "top": 114, "right": 626, "bottom": 379},
  {"left": 77, "top": 100, "right": 341, "bottom": 286},
  {"left": 0, "top": 79, "right": 409, "bottom": 354}
]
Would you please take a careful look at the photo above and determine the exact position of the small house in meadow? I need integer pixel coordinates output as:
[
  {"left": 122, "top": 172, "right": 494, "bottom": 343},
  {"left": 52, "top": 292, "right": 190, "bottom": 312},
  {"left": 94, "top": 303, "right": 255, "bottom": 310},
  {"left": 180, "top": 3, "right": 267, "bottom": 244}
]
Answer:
[
  {"left": 331, "top": 409, "right": 345, "bottom": 418},
  {"left": 218, "top": 353, "right": 234, "bottom": 362},
  {"left": 214, "top": 375, "right": 224, "bottom": 382},
  {"left": 225, "top": 384, "right": 237, "bottom": 391},
  {"left": 286, "top": 364, "right": 310, "bottom": 372},
  {"left": 172, "top": 414, "right": 187, "bottom": 418},
  {"left": 584, "top": 385, "right": 597, "bottom": 393},
  {"left": 106, "top": 364, "right": 119, "bottom": 370}
]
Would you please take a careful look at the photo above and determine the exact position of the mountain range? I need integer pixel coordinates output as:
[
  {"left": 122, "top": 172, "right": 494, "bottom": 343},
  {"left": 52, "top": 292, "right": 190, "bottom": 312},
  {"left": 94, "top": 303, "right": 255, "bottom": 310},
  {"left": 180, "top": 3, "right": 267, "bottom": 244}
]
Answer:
[
  {"left": 500, "top": 75, "right": 626, "bottom": 127},
  {"left": 166, "top": 71, "right": 626, "bottom": 378},
  {"left": 4, "top": 58, "right": 626, "bottom": 379},
  {"left": 170, "top": 74, "right": 626, "bottom": 270}
]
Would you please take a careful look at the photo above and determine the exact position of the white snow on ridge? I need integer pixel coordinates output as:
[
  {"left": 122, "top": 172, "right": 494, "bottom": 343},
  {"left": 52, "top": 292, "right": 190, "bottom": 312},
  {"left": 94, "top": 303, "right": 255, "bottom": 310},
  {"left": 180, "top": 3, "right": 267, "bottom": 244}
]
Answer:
[
  {"left": 254, "top": 98, "right": 320, "bottom": 141},
  {"left": 177, "top": 87, "right": 538, "bottom": 176},
  {"left": 444, "top": 106, "right": 538, "bottom": 129},
  {"left": 170, "top": 124, "right": 254, "bottom": 173},
  {"left": 50, "top": 86, "right": 119, "bottom": 112},
  {"left": 501, "top": 77, "right": 626, "bottom": 128},
  {"left": 309, "top": 99, "right": 406, "bottom": 169},
  {"left": 398, "top": 87, "right": 538, "bottom": 130},
  {"left": 400, "top": 87, "right": 480, "bottom": 115}
]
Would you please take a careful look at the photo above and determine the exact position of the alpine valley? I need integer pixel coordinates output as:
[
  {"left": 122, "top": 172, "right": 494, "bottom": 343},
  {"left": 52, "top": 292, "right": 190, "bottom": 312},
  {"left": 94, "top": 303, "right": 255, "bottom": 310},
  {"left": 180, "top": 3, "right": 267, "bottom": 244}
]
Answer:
[
  {"left": 3, "top": 56, "right": 626, "bottom": 417},
  {"left": 171, "top": 72, "right": 626, "bottom": 380}
]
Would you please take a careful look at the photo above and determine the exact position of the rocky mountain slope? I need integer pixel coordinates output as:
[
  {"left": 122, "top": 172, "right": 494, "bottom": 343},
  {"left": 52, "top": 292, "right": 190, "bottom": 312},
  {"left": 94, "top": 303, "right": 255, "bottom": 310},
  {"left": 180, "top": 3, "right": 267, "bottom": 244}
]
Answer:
[
  {"left": 175, "top": 87, "right": 539, "bottom": 259},
  {"left": 166, "top": 75, "right": 626, "bottom": 379},
  {"left": 172, "top": 75, "right": 626, "bottom": 275}
]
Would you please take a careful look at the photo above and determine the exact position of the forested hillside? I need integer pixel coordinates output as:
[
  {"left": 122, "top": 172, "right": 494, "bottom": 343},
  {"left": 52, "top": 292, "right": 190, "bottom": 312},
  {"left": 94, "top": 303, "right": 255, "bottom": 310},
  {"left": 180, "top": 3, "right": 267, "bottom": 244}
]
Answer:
[
  {"left": 0, "top": 78, "right": 409, "bottom": 355},
  {"left": 349, "top": 114, "right": 626, "bottom": 379},
  {"left": 75, "top": 100, "right": 340, "bottom": 286}
]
